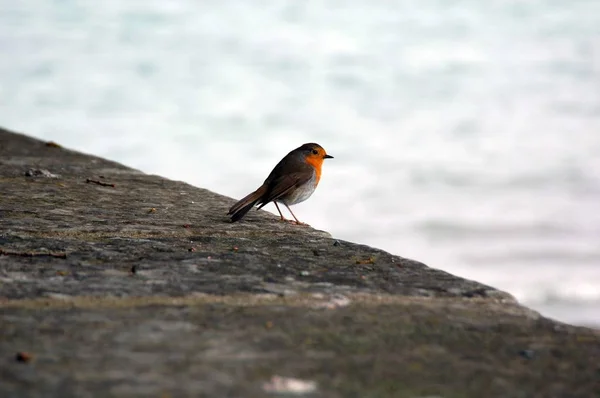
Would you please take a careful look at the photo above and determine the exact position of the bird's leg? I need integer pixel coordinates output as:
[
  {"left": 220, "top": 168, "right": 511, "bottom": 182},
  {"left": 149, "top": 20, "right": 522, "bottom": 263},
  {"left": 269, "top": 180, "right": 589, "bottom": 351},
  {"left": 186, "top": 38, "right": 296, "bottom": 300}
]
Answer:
[
  {"left": 273, "top": 202, "right": 288, "bottom": 222},
  {"left": 284, "top": 204, "right": 309, "bottom": 226}
]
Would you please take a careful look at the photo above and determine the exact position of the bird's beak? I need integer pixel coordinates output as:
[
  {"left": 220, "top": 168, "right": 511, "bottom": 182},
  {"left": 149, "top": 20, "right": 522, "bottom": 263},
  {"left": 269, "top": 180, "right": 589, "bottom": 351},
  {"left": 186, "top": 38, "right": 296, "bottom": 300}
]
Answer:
[{"left": 324, "top": 154, "right": 334, "bottom": 159}]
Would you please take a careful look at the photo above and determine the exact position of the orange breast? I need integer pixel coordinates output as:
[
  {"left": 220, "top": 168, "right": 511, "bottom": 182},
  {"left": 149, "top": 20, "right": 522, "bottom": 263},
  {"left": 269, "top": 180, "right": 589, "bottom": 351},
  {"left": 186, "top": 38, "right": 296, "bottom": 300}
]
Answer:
[{"left": 304, "top": 156, "right": 323, "bottom": 185}]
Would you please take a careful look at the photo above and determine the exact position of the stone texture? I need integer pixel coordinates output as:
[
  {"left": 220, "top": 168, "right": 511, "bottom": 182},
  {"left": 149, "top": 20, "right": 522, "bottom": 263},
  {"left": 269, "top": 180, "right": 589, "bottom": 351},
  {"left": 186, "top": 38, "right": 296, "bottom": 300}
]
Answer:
[{"left": 0, "top": 126, "right": 598, "bottom": 398}]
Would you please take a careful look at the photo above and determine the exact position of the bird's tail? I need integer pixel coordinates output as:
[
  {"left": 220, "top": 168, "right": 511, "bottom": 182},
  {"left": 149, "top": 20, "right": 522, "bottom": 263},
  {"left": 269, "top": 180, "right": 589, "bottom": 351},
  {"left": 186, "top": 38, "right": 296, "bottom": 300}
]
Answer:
[{"left": 228, "top": 184, "right": 268, "bottom": 222}]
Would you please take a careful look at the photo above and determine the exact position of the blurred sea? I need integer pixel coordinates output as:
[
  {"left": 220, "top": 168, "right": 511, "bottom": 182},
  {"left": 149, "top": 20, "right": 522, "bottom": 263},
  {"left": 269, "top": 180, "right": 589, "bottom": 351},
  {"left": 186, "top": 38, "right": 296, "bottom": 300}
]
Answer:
[{"left": 1, "top": 1, "right": 599, "bottom": 327}]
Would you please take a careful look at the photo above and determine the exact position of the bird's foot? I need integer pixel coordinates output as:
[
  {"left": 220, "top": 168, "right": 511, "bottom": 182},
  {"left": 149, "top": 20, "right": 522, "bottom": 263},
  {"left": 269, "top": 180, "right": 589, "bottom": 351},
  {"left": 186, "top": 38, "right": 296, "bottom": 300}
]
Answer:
[
  {"left": 278, "top": 217, "right": 309, "bottom": 226},
  {"left": 291, "top": 220, "right": 310, "bottom": 226}
]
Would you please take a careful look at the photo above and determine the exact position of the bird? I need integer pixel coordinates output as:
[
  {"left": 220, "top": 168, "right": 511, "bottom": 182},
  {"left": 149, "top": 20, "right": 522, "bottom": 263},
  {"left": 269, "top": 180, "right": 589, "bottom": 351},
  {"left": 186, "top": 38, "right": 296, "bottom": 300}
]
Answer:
[{"left": 228, "top": 143, "right": 333, "bottom": 225}]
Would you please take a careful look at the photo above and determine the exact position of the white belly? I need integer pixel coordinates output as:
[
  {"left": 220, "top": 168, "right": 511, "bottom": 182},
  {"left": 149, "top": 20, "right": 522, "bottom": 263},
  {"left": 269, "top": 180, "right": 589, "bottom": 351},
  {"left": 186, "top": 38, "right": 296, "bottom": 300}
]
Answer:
[{"left": 277, "top": 173, "right": 317, "bottom": 206}]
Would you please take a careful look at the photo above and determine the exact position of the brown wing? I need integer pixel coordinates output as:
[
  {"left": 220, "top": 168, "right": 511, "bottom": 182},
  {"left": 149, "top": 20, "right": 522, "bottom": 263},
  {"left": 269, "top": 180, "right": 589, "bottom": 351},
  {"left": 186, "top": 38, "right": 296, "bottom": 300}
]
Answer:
[{"left": 257, "top": 171, "right": 313, "bottom": 208}]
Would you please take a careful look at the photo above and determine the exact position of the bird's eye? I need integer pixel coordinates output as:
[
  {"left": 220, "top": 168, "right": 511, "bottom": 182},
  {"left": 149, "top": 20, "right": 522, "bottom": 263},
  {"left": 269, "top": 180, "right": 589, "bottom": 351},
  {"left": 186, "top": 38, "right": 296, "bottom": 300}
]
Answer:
[{"left": 312, "top": 149, "right": 319, "bottom": 155}]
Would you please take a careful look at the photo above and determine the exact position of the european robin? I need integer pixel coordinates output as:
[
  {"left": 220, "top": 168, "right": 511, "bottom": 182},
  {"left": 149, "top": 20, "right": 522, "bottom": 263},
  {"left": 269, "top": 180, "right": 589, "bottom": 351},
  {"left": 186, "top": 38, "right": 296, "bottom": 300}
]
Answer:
[{"left": 228, "top": 143, "right": 333, "bottom": 224}]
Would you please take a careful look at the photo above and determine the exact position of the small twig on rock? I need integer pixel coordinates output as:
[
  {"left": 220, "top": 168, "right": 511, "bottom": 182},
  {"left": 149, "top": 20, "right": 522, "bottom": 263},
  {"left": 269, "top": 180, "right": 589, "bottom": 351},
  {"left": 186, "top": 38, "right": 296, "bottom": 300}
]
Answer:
[
  {"left": 0, "top": 249, "right": 67, "bottom": 259},
  {"left": 86, "top": 178, "right": 115, "bottom": 187},
  {"left": 15, "top": 352, "right": 33, "bottom": 363}
]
